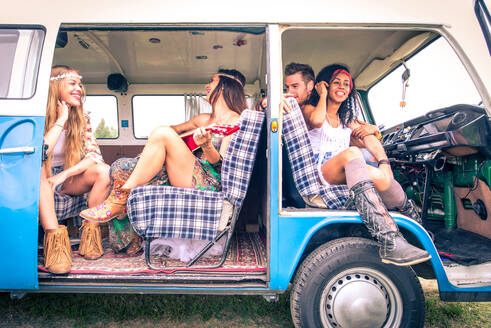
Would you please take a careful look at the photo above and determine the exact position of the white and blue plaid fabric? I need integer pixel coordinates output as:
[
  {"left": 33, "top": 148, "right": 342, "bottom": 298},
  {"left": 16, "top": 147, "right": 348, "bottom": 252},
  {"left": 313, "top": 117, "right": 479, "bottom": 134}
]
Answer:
[
  {"left": 127, "top": 186, "right": 224, "bottom": 240},
  {"left": 282, "top": 98, "right": 350, "bottom": 209},
  {"left": 221, "top": 110, "right": 265, "bottom": 208},
  {"left": 52, "top": 166, "right": 88, "bottom": 221},
  {"left": 127, "top": 109, "right": 265, "bottom": 241}
]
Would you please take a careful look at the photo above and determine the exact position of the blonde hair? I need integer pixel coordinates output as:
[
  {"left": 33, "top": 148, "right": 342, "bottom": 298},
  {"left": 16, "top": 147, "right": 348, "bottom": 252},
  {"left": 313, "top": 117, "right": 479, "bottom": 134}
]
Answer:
[{"left": 44, "top": 65, "right": 87, "bottom": 176}]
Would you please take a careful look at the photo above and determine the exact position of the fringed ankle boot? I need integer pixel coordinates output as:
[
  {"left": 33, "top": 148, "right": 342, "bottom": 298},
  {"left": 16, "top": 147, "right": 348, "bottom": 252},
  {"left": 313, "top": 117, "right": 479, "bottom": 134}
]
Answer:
[
  {"left": 350, "top": 180, "right": 431, "bottom": 266},
  {"left": 79, "top": 220, "right": 104, "bottom": 260},
  {"left": 80, "top": 181, "right": 130, "bottom": 223},
  {"left": 44, "top": 225, "right": 72, "bottom": 274}
]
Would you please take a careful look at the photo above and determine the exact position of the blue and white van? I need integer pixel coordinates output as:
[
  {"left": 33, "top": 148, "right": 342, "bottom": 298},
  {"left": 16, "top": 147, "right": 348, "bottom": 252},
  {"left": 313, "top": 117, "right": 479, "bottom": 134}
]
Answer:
[{"left": 1, "top": 1, "right": 490, "bottom": 327}]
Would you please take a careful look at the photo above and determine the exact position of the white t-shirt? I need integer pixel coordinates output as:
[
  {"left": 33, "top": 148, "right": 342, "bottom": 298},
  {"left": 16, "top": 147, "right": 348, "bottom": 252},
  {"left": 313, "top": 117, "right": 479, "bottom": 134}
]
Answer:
[
  {"left": 308, "top": 120, "right": 351, "bottom": 185},
  {"left": 52, "top": 130, "right": 66, "bottom": 167}
]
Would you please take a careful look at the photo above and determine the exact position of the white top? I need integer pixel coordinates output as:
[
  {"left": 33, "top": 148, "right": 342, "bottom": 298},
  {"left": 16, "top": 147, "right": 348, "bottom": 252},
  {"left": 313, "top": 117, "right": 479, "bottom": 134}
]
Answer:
[
  {"left": 52, "top": 130, "right": 66, "bottom": 167},
  {"left": 308, "top": 120, "right": 352, "bottom": 185}
]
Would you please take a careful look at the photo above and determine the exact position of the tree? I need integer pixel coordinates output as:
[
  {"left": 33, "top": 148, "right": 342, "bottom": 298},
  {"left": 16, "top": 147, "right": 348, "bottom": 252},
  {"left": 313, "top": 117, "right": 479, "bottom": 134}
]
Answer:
[{"left": 94, "top": 118, "right": 118, "bottom": 138}]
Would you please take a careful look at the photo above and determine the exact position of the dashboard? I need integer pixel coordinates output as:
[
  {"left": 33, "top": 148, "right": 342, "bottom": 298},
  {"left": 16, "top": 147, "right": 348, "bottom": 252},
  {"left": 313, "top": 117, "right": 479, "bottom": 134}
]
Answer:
[{"left": 381, "top": 104, "right": 490, "bottom": 161}]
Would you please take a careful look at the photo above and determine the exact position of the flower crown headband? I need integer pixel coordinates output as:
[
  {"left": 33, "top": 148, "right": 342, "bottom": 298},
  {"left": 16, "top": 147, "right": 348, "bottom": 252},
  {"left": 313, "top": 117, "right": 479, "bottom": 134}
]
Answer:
[
  {"left": 50, "top": 72, "right": 83, "bottom": 81},
  {"left": 217, "top": 73, "right": 244, "bottom": 87}
]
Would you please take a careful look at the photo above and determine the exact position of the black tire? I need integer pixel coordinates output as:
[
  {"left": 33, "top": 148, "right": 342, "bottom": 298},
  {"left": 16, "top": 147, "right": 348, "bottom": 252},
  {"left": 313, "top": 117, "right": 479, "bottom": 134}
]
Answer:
[{"left": 290, "top": 237, "right": 425, "bottom": 328}]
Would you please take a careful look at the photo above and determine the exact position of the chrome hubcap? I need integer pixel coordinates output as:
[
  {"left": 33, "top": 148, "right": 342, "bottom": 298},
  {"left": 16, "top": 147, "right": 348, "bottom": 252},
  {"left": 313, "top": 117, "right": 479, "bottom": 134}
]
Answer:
[{"left": 320, "top": 267, "right": 403, "bottom": 328}]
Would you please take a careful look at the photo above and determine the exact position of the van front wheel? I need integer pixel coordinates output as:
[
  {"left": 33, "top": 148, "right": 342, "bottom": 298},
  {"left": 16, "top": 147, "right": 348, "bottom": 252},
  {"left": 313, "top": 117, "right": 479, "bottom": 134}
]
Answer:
[{"left": 290, "top": 237, "right": 425, "bottom": 328}]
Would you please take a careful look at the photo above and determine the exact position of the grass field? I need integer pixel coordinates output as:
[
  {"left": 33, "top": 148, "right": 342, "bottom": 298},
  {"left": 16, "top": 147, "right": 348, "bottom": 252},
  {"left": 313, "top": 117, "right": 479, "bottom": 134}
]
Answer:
[{"left": 1, "top": 279, "right": 489, "bottom": 327}]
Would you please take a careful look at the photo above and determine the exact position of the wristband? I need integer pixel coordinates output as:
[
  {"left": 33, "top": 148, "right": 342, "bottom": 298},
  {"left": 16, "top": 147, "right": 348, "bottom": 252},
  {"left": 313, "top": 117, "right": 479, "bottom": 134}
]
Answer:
[
  {"left": 375, "top": 131, "right": 382, "bottom": 140},
  {"left": 378, "top": 159, "right": 390, "bottom": 166}
]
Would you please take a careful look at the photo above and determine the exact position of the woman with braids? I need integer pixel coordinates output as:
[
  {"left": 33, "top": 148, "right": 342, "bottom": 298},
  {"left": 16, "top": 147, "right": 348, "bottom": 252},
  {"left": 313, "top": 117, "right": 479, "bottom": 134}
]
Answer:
[
  {"left": 303, "top": 64, "right": 430, "bottom": 266},
  {"left": 80, "top": 69, "right": 246, "bottom": 228},
  {"left": 41, "top": 65, "right": 111, "bottom": 274}
]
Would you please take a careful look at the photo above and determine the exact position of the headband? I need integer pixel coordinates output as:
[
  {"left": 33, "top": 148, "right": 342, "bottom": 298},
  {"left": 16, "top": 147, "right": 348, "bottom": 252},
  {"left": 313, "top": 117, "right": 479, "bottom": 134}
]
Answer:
[
  {"left": 217, "top": 73, "right": 244, "bottom": 87},
  {"left": 331, "top": 69, "right": 353, "bottom": 93},
  {"left": 50, "top": 72, "right": 83, "bottom": 81}
]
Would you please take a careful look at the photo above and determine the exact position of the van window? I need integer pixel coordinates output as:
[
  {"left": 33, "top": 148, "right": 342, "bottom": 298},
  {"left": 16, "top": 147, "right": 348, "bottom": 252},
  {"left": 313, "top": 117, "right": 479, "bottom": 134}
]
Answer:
[
  {"left": 367, "top": 37, "right": 482, "bottom": 129},
  {"left": 475, "top": 0, "right": 491, "bottom": 55},
  {"left": 85, "top": 95, "right": 119, "bottom": 138},
  {"left": 0, "top": 28, "right": 44, "bottom": 99},
  {"left": 132, "top": 95, "right": 188, "bottom": 138}
]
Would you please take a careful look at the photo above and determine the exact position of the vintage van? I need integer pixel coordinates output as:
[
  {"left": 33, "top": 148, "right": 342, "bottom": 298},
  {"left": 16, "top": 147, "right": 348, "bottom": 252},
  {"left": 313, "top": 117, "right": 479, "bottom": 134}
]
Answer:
[{"left": 1, "top": 0, "right": 490, "bottom": 327}]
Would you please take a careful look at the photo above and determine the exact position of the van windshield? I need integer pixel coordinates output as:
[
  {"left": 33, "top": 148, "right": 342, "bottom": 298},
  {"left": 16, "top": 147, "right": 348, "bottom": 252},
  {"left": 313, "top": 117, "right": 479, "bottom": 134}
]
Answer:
[{"left": 368, "top": 37, "right": 482, "bottom": 129}]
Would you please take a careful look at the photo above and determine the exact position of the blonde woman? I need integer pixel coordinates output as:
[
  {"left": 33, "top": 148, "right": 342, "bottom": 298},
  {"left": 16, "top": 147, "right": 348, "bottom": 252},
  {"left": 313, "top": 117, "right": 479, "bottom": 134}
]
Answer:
[{"left": 40, "top": 65, "right": 110, "bottom": 274}]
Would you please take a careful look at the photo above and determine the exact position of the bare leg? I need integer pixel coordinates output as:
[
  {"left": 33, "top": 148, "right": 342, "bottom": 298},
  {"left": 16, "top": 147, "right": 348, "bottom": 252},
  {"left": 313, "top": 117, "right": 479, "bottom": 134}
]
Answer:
[
  {"left": 61, "top": 163, "right": 111, "bottom": 207},
  {"left": 39, "top": 165, "right": 59, "bottom": 230},
  {"left": 320, "top": 146, "right": 391, "bottom": 190},
  {"left": 123, "top": 126, "right": 196, "bottom": 189}
]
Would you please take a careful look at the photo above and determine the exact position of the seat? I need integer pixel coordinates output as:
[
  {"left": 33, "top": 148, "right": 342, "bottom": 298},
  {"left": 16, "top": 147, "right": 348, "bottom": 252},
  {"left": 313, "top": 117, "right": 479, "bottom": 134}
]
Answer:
[
  {"left": 281, "top": 97, "right": 350, "bottom": 209},
  {"left": 126, "top": 109, "right": 265, "bottom": 270}
]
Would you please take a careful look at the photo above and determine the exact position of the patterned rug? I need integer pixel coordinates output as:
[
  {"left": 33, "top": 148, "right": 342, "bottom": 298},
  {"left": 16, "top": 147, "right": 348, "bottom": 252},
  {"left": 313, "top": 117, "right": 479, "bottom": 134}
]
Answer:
[{"left": 38, "top": 232, "right": 266, "bottom": 275}]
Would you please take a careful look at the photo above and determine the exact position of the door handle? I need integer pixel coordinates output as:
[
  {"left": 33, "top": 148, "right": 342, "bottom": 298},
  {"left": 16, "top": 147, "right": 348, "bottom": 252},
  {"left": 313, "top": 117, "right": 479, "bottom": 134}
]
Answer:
[{"left": 0, "top": 146, "right": 35, "bottom": 154}]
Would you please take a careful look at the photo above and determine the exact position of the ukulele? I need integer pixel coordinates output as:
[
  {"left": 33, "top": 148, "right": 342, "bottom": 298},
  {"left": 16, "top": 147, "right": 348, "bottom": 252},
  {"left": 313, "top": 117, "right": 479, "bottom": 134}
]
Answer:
[{"left": 180, "top": 123, "right": 240, "bottom": 151}]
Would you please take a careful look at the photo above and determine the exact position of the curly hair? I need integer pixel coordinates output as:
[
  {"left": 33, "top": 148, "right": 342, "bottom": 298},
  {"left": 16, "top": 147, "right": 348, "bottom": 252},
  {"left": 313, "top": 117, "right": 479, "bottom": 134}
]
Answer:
[{"left": 308, "top": 64, "right": 357, "bottom": 127}]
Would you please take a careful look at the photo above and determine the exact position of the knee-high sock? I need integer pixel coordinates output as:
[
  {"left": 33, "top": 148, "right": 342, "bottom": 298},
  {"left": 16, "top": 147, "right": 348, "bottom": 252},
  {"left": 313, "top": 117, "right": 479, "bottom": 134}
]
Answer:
[
  {"left": 379, "top": 179, "right": 406, "bottom": 210},
  {"left": 345, "top": 158, "right": 371, "bottom": 189}
]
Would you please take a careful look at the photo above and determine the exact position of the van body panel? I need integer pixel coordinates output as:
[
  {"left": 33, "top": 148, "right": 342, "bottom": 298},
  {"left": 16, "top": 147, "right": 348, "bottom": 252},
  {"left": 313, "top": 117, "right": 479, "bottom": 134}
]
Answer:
[
  {"left": 0, "top": 116, "right": 43, "bottom": 290},
  {"left": 1, "top": 0, "right": 489, "bottom": 315},
  {"left": 274, "top": 213, "right": 491, "bottom": 294}
]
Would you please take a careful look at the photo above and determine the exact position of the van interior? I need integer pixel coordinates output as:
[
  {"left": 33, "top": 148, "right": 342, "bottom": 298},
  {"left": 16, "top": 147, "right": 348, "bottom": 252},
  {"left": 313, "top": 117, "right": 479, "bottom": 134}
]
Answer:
[{"left": 40, "top": 25, "right": 491, "bottom": 289}]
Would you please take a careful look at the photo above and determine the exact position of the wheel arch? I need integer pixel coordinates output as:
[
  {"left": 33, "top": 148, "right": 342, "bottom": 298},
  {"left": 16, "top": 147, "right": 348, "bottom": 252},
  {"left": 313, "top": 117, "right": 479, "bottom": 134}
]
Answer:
[{"left": 277, "top": 213, "right": 449, "bottom": 291}]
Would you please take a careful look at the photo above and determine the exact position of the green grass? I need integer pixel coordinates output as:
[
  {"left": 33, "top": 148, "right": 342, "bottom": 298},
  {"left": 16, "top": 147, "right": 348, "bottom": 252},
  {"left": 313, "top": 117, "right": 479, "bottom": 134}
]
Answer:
[
  {"left": 0, "top": 284, "right": 489, "bottom": 327},
  {"left": 424, "top": 290, "right": 490, "bottom": 328}
]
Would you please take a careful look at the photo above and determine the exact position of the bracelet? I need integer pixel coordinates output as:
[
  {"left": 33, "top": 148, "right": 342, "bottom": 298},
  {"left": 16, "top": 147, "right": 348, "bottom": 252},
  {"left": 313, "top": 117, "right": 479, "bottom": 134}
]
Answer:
[
  {"left": 378, "top": 159, "right": 390, "bottom": 166},
  {"left": 375, "top": 131, "right": 383, "bottom": 140},
  {"left": 55, "top": 123, "right": 65, "bottom": 128}
]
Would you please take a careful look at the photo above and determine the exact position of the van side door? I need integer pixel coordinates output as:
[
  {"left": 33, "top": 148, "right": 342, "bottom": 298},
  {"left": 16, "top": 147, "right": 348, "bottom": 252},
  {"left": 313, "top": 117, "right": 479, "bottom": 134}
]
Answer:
[{"left": 0, "top": 27, "right": 46, "bottom": 290}]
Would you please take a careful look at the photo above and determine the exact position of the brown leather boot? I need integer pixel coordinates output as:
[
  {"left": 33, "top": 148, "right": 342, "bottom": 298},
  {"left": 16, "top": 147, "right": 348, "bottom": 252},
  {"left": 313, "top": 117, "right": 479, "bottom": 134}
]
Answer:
[
  {"left": 350, "top": 180, "right": 431, "bottom": 266},
  {"left": 80, "top": 181, "right": 130, "bottom": 223},
  {"left": 44, "top": 225, "right": 72, "bottom": 274},
  {"left": 79, "top": 220, "right": 104, "bottom": 260}
]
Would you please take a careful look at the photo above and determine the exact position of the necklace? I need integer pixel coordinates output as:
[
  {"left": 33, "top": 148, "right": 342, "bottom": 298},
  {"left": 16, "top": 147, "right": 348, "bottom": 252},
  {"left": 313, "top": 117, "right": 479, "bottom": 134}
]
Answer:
[{"left": 326, "top": 113, "right": 340, "bottom": 127}]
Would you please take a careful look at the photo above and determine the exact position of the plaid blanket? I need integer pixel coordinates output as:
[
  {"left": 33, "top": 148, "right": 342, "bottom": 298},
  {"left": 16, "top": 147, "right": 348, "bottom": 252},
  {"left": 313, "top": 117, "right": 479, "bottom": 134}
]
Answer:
[
  {"left": 282, "top": 98, "right": 349, "bottom": 209},
  {"left": 128, "top": 109, "right": 265, "bottom": 241}
]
